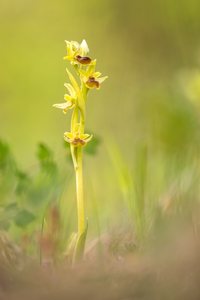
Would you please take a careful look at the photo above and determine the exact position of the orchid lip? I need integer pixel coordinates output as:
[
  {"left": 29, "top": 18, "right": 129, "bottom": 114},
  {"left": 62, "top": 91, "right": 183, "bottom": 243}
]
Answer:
[
  {"left": 72, "top": 138, "right": 86, "bottom": 146},
  {"left": 86, "top": 76, "right": 100, "bottom": 88},
  {"left": 75, "top": 55, "right": 92, "bottom": 65}
]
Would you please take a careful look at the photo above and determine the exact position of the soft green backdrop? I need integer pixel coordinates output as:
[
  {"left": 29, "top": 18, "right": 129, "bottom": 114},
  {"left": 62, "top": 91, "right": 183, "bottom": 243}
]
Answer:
[
  {"left": 1, "top": 0, "right": 200, "bottom": 163},
  {"left": 1, "top": 0, "right": 200, "bottom": 240}
]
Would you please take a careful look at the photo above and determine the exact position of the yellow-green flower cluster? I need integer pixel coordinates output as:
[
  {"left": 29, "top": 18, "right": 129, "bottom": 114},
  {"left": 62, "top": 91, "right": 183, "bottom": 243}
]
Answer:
[
  {"left": 64, "top": 39, "right": 108, "bottom": 90},
  {"left": 53, "top": 39, "right": 107, "bottom": 147}
]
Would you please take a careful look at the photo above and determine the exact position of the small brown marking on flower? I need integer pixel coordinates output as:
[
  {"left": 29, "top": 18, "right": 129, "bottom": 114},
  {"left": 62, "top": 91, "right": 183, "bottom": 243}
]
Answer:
[
  {"left": 86, "top": 76, "right": 100, "bottom": 88},
  {"left": 72, "top": 138, "right": 86, "bottom": 146},
  {"left": 75, "top": 55, "right": 92, "bottom": 65}
]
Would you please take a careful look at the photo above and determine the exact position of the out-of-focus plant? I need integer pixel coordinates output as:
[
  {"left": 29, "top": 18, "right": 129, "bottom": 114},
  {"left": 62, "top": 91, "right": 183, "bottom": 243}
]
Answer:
[
  {"left": 0, "top": 141, "right": 63, "bottom": 256},
  {"left": 180, "top": 69, "right": 200, "bottom": 109},
  {"left": 53, "top": 40, "right": 107, "bottom": 262},
  {"left": 0, "top": 137, "right": 101, "bottom": 264}
]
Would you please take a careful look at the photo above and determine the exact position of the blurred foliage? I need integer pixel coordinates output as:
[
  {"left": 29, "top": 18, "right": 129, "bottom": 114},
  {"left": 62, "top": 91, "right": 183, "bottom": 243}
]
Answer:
[
  {"left": 2, "top": 0, "right": 200, "bottom": 165},
  {"left": 0, "top": 140, "right": 60, "bottom": 233},
  {"left": 0, "top": 137, "right": 101, "bottom": 256},
  {"left": 1, "top": 0, "right": 200, "bottom": 259}
]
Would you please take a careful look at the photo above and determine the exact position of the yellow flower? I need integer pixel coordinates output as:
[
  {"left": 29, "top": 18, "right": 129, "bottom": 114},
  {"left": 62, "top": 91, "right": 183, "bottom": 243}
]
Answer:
[
  {"left": 64, "top": 40, "right": 92, "bottom": 65},
  {"left": 53, "top": 83, "right": 77, "bottom": 114},
  {"left": 79, "top": 62, "right": 108, "bottom": 89},
  {"left": 85, "top": 74, "right": 108, "bottom": 89},
  {"left": 64, "top": 131, "right": 93, "bottom": 146}
]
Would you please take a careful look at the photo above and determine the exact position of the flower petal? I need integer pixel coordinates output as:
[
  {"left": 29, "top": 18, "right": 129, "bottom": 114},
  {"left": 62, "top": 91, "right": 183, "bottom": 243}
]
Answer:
[
  {"left": 66, "top": 68, "right": 80, "bottom": 94},
  {"left": 64, "top": 83, "right": 76, "bottom": 98},
  {"left": 64, "top": 94, "right": 72, "bottom": 101},
  {"left": 53, "top": 101, "right": 74, "bottom": 113},
  {"left": 93, "top": 72, "right": 102, "bottom": 78},
  {"left": 80, "top": 39, "right": 89, "bottom": 56},
  {"left": 98, "top": 76, "right": 108, "bottom": 84},
  {"left": 82, "top": 134, "right": 93, "bottom": 142},
  {"left": 64, "top": 132, "right": 73, "bottom": 139},
  {"left": 53, "top": 102, "right": 70, "bottom": 109},
  {"left": 71, "top": 41, "right": 80, "bottom": 51},
  {"left": 63, "top": 131, "right": 93, "bottom": 146}
]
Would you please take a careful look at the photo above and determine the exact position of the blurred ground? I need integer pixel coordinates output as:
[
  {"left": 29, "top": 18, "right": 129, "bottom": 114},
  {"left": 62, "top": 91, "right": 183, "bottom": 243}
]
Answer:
[{"left": 0, "top": 223, "right": 200, "bottom": 300}]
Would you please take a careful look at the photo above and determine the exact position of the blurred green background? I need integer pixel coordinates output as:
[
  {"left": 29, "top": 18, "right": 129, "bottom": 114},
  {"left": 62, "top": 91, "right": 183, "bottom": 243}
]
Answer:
[
  {"left": 1, "top": 0, "right": 200, "bottom": 162},
  {"left": 1, "top": 0, "right": 200, "bottom": 248}
]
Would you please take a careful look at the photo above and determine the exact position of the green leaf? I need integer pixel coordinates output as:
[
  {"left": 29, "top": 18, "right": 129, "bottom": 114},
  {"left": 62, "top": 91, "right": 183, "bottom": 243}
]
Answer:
[
  {"left": 73, "top": 221, "right": 88, "bottom": 262},
  {"left": 14, "top": 210, "right": 36, "bottom": 228},
  {"left": 0, "top": 139, "right": 16, "bottom": 171},
  {"left": 37, "top": 143, "right": 57, "bottom": 174},
  {"left": 15, "top": 170, "right": 31, "bottom": 195},
  {"left": 65, "top": 232, "right": 77, "bottom": 262},
  {"left": 5, "top": 202, "right": 18, "bottom": 212},
  {"left": 66, "top": 68, "right": 80, "bottom": 95},
  {"left": 37, "top": 143, "right": 53, "bottom": 162},
  {"left": 0, "top": 203, "right": 19, "bottom": 229}
]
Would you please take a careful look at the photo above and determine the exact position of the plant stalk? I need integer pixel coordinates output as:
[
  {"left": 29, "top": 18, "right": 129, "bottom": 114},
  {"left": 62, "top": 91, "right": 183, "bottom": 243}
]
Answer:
[
  {"left": 75, "top": 146, "right": 85, "bottom": 237},
  {"left": 72, "top": 143, "right": 87, "bottom": 262}
]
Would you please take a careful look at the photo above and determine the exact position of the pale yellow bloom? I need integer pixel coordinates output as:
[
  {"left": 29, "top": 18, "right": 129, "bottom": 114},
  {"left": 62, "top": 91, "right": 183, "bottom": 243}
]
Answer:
[
  {"left": 85, "top": 74, "right": 108, "bottom": 89},
  {"left": 53, "top": 83, "right": 77, "bottom": 114},
  {"left": 64, "top": 131, "right": 93, "bottom": 146},
  {"left": 53, "top": 101, "right": 75, "bottom": 113},
  {"left": 79, "top": 62, "right": 108, "bottom": 89},
  {"left": 53, "top": 39, "right": 108, "bottom": 261},
  {"left": 64, "top": 40, "right": 92, "bottom": 65}
]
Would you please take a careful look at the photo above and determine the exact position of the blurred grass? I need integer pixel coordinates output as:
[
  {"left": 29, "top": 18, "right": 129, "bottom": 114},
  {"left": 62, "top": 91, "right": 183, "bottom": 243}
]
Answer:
[{"left": 1, "top": 0, "right": 200, "bottom": 255}]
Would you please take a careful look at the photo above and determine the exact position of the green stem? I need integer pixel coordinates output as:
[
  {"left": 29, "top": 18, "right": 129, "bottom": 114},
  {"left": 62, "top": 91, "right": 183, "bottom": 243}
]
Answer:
[
  {"left": 71, "top": 83, "right": 88, "bottom": 262},
  {"left": 70, "top": 108, "right": 78, "bottom": 169},
  {"left": 72, "top": 145, "right": 88, "bottom": 263},
  {"left": 75, "top": 146, "right": 85, "bottom": 236}
]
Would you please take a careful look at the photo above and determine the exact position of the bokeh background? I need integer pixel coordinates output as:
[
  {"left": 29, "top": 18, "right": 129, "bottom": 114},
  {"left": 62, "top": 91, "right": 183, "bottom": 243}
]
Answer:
[
  {"left": 1, "top": 0, "right": 200, "bottom": 245},
  {"left": 2, "top": 0, "right": 200, "bottom": 162}
]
